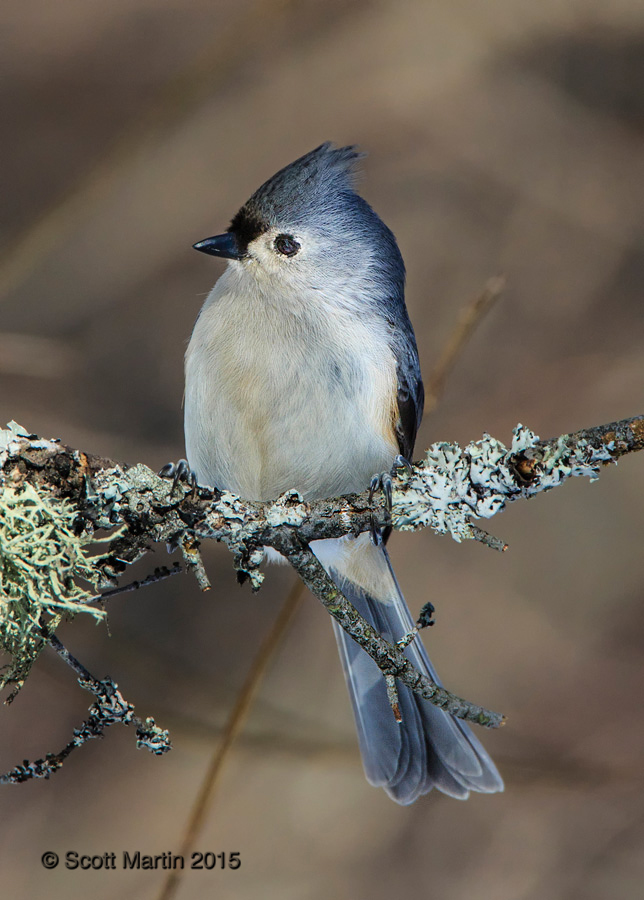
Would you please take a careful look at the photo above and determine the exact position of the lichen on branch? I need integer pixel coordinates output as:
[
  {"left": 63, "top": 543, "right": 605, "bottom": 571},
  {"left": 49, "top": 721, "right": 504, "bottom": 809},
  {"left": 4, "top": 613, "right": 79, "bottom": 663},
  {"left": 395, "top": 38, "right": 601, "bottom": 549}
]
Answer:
[
  {"left": 392, "top": 422, "right": 626, "bottom": 543},
  {"left": 1, "top": 413, "right": 643, "bottom": 766},
  {"left": 0, "top": 478, "right": 105, "bottom": 695}
]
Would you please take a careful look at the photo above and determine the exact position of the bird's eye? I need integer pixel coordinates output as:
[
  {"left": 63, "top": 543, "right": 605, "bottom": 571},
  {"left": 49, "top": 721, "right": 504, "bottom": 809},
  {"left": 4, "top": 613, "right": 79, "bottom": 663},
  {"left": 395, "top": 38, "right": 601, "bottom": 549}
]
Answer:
[{"left": 274, "top": 234, "right": 300, "bottom": 257}]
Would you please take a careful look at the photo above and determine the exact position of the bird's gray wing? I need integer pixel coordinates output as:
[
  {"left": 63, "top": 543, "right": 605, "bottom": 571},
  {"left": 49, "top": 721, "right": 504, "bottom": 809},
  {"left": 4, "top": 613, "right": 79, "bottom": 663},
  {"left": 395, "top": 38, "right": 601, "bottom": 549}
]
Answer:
[{"left": 391, "top": 312, "right": 424, "bottom": 460}]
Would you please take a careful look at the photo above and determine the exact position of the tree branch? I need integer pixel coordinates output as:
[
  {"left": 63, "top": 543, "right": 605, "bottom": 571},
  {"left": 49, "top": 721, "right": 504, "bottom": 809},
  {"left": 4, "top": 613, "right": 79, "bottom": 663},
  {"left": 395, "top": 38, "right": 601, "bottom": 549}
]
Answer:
[
  {"left": 269, "top": 530, "right": 504, "bottom": 728},
  {"left": 1, "top": 413, "right": 643, "bottom": 775}
]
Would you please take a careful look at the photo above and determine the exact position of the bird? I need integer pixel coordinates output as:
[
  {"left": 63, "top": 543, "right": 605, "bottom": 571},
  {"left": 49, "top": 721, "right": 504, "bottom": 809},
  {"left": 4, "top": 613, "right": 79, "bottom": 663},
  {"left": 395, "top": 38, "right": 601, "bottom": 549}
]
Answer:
[{"left": 180, "top": 143, "right": 503, "bottom": 804}]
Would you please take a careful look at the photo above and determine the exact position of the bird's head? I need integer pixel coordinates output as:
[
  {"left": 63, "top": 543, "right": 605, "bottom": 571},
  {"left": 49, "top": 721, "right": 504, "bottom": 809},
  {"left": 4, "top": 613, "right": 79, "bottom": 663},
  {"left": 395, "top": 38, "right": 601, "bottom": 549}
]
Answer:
[{"left": 193, "top": 143, "right": 405, "bottom": 309}]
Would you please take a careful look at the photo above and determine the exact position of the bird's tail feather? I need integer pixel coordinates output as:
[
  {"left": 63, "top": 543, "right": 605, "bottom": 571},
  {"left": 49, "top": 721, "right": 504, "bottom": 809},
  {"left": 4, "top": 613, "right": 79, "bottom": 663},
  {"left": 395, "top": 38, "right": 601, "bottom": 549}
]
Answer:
[{"left": 318, "top": 536, "right": 503, "bottom": 804}]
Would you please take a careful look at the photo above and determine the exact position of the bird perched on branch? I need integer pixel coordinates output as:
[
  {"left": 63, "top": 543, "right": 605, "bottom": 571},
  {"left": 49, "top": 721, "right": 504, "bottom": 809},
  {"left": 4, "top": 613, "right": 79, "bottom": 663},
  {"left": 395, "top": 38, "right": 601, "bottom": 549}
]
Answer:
[{"left": 182, "top": 143, "right": 503, "bottom": 804}]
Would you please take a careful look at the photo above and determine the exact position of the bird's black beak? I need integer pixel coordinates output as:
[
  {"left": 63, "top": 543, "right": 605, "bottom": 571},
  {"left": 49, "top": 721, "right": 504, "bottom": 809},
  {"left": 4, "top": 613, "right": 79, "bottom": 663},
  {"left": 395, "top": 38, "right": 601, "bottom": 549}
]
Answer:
[{"left": 192, "top": 232, "right": 243, "bottom": 260}]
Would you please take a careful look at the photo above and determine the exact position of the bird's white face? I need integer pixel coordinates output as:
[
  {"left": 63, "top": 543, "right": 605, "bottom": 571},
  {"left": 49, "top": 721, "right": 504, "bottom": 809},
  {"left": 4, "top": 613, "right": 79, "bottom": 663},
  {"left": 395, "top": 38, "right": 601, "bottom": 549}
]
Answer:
[{"left": 243, "top": 226, "right": 308, "bottom": 278}]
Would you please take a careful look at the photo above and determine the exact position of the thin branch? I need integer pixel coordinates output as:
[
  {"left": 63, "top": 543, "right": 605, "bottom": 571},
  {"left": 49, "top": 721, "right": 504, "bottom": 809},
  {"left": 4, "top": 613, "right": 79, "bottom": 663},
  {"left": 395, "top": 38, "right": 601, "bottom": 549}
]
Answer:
[
  {"left": 0, "top": 0, "right": 303, "bottom": 302},
  {"left": 385, "top": 675, "right": 402, "bottom": 723},
  {"left": 468, "top": 524, "right": 508, "bottom": 552},
  {"left": 0, "top": 631, "right": 170, "bottom": 784},
  {"left": 180, "top": 535, "right": 211, "bottom": 591},
  {"left": 89, "top": 562, "right": 183, "bottom": 605},
  {"left": 424, "top": 275, "right": 505, "bottom": 414},
  {"left": 158, "top": 578, "right": 304, "bottom": 900},
  {"left": 271, "top": 533, "right": 504, "bottom": 728},
  {"left": 46, "top": 631, "right": 98, "bottom": 683}
]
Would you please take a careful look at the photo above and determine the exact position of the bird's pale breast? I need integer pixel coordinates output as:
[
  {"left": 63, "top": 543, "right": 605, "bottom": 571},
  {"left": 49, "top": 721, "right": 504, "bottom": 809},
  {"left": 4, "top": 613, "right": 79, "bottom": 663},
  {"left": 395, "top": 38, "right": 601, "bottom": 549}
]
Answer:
[{"left": 184, "top": 279, "right": 399, "bottom": 501}]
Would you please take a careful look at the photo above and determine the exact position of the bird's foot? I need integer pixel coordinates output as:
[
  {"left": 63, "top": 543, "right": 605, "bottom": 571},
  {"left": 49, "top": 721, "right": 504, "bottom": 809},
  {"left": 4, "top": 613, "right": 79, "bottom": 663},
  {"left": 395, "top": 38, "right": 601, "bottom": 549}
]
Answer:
[
  {"left": 369, "top": 471, "right": 393, "bottom": 512},
  {"left": 368, "top": 454, "right": 413, "bottom": 511},
  {"left": 368, "top": 471, "right": 391, "bottom": 546},
  {"left": 368, "top": 455, "right": 413, "bottom": 543},
  {"left": 392, "top": 453, "right": 414, "bottom": 476},
  {"left": 159, "top": 459, "right": 199, "bottom": 496}
]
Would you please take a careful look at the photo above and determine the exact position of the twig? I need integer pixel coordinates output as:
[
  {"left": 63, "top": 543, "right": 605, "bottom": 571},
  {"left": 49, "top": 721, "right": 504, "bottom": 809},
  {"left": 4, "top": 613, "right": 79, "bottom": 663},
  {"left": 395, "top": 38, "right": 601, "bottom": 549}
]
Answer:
[
  {"left": 180, "top": 536, "right": 211, "bottom": 591},
  {"left": 47, "top": 631, "right": 96, "bottom": 682},
  {"left": 0, "top": 0, "right": 301, "bottom": 302},
  {"left": 385, "top": 675, "right": 402, "bottom": 724},
  {"left": 90, "top": 563, "right": 183, "bottom": 605},
  {"left": 273, "top": 533, "right": 505, "bottom": 729},
  {"left": 157, "top": 578, "right": 304, "bottom": 900},
  {"left": 469, "top": 525, "right": 508, "bottom": 552},
  {"left": 424, "top": 275, "right": 505, "bottom": 414},
  {"left": 0, "top": 632, "right": 170, "bottom": 784}
]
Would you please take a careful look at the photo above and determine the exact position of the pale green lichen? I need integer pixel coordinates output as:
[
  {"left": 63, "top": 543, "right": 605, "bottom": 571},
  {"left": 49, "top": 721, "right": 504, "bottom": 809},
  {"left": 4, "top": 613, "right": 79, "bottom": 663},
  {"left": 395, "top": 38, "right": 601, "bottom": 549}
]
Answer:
[
  {"left": 392, "top": 424, "right": 615, "bottom": 542},
  {"left": 207, "top": 491, "right": 251, "bottom": 535},
  {"left": 0, "top": 482, "right": 106, "bottom": 694},
  {"left": 136, "top": 717, "right": 172, "bottom": 755},
  {"left": 265, "top": 490, "right": 308, "bottom": 527}
]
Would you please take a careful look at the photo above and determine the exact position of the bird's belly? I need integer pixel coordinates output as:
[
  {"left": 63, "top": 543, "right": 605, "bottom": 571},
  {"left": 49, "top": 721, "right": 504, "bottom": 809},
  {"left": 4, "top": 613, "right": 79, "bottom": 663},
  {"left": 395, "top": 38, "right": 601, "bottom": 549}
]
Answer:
[{"left": 184, "top": 302, "right": 398, "bottom": 501}]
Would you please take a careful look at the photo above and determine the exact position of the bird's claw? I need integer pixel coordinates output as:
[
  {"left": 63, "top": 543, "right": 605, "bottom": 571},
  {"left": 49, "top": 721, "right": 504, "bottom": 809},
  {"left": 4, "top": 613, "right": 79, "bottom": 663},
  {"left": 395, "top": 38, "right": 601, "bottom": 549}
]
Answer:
[
  {"left": 369, "top": 455, "right": 413, "bottom": 513},
  {"left": 368, "top": 469, "right": 395, "bottom": 546},
  {"left": 159, "top": 459, "right": 199, "bottom": 496},
  {"left": 368, "top": 456, "right": 414, "bottom": 546},
  {"left": 369, "top": 471, "right": 393, "bottom": 511},
  {"left": 392, "top": 454, "right": 413, "bottom": 475}
]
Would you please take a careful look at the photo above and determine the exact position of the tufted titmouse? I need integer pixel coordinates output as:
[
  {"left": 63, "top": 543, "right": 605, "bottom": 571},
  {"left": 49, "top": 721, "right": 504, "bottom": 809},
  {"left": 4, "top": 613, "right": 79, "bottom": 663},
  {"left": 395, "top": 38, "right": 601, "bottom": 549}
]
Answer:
[{"left": 183, "top": 144, "right": 503, "bottom": 804}]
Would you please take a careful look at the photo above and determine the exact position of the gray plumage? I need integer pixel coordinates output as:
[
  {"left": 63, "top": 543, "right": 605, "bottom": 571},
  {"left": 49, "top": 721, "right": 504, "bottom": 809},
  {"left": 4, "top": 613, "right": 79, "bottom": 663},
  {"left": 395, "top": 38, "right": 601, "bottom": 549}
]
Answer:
[
  {"left": 330, "top": 540, "right": 502, "bottom": 803},
  {"left": 184, "top": 143, "right": 503, "bottom": 803}
]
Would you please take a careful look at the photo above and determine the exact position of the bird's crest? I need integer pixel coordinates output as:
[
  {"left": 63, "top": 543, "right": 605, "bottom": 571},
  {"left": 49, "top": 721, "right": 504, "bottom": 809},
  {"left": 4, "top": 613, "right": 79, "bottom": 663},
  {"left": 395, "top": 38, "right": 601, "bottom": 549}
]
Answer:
[{"left": 229, "top": 143, "right": 364, "bottom": 247}]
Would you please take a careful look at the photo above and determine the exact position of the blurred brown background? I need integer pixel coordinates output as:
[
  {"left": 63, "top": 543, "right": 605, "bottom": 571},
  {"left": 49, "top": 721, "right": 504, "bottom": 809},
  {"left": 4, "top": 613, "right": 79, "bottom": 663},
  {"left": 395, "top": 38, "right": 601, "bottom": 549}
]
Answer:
[{"left": 2, "top": 1, "right": 644, "bottom": 898}]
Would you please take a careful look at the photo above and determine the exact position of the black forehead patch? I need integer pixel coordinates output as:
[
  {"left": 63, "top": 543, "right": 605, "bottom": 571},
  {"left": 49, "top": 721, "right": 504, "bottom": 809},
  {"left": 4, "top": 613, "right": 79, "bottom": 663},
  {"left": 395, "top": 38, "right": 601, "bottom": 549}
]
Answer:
[{"left": 228, "top": 204, "right": 267, "bottom": 254}]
